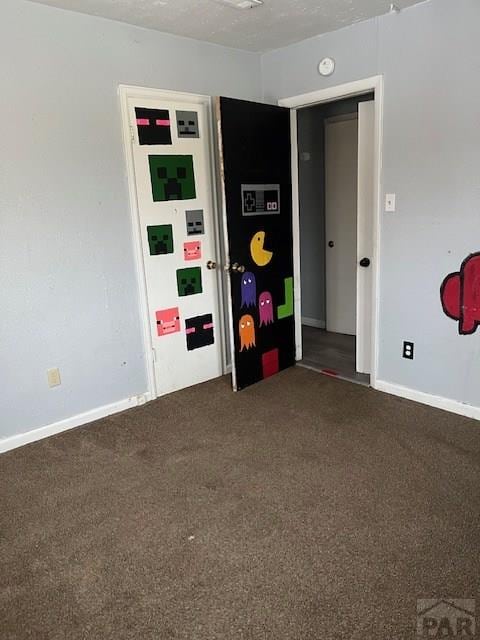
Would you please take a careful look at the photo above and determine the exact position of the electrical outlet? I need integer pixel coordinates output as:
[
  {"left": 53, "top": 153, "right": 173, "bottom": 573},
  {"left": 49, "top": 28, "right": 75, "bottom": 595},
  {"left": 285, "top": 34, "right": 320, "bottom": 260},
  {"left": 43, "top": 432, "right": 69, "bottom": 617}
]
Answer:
[
  {"left": 47, "top": 367, "right": 61, "bottom": 387},
  {"left": 402, "top": 342, "right": 414, "bottom": 360},
  {"left": 385, "top": 193, "right": 396, "bottom": 212}
]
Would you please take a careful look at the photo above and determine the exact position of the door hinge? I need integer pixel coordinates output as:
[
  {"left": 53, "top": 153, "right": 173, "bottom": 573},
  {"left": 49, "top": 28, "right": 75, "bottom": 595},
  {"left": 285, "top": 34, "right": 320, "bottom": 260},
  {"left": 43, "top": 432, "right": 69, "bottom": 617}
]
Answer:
[
  {"left": 152, "top": 347, "right": 157, "bottom": 362},
  {"left": 130, "top": 125, "right": 135, "bottom": 143}
]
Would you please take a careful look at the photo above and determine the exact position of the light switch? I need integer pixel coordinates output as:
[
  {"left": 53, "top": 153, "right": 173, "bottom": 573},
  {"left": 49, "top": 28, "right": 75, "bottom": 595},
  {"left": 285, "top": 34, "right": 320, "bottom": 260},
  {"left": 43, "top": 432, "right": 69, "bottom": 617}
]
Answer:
[
  {"left": 47, "top": 367, "right": 61, "bottom": 388},
  {"left": 385, "top": 193, "right": 396, "bottom": 212}
]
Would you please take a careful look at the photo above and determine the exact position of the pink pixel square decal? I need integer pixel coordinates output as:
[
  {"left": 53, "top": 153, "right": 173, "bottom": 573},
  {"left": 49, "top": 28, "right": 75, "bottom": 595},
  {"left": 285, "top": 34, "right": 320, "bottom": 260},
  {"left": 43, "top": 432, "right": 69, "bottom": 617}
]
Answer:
[
  {"left": 183, "top": 241, "right": 202, "bottom": 261},
  {"left": 156, "top": 307, "right": 180, "bottom": 337}
]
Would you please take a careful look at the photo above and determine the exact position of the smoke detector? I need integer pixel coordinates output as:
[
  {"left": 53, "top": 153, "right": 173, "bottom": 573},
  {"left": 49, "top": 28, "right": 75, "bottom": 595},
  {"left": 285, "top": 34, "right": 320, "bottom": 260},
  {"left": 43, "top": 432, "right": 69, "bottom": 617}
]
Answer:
[{"left": 219, "top": 0, "right": 264, "bottom": 9}]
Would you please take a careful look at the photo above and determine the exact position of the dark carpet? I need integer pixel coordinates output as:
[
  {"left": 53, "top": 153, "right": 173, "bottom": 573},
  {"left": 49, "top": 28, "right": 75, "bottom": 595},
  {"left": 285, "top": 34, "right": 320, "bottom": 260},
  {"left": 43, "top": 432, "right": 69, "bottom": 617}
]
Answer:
[{"left": 1, "top": 367, "right": 479, "bottom": 639}]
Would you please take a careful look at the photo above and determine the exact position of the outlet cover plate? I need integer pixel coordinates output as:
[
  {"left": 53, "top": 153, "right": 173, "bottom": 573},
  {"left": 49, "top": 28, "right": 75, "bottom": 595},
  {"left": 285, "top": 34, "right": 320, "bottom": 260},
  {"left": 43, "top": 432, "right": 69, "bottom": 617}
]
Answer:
[{"left": 403, "top": 341, "right": 414, "bottom": 360}]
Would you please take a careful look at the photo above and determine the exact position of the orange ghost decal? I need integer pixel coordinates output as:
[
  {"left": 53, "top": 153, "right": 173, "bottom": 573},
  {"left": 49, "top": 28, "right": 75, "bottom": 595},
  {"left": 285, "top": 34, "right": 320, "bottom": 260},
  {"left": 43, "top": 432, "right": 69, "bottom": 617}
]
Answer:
[{"left": 239, "top": 314, "right": 255, "bottom": 351}]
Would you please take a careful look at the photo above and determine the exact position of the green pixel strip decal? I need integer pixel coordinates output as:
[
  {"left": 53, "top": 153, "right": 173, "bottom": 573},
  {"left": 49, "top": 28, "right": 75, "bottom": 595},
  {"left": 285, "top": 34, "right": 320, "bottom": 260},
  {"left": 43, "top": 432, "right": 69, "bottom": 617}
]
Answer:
[{"left": 277, "top": 277, "right": 293, "bottom": 320}]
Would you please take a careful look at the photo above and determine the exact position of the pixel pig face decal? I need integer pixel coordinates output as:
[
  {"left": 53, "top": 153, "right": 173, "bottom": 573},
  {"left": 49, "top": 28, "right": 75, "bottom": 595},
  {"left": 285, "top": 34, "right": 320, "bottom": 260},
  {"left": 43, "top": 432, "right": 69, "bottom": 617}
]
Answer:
[
  {"left": 184, "top": 241, "right": 201, "bottom": 261},
  {"left": 135, "top": 107, "right": 172, "bottom": 146},
  {"left": 241, "top": 272, "right": 256, "bottom": 308},
  {"left": 156, "top": 308, "right": 180, "bottom": 336},
  {"left": 176, "top": 111, "right": 200, "bottom": 138},
  {"left": 258, "top": 291, "right": 274, "bottom": 326}
]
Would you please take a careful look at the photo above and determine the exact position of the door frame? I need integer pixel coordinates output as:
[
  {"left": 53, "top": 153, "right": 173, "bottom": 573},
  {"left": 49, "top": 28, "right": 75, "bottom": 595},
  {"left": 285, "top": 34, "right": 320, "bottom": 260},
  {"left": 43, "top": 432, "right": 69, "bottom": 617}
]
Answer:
[
  {"left": 278, "top": 75, "right": 383, "bottom": 388},
  {"left": 118, "top": 85, "right": 229, "bottom": 399}
]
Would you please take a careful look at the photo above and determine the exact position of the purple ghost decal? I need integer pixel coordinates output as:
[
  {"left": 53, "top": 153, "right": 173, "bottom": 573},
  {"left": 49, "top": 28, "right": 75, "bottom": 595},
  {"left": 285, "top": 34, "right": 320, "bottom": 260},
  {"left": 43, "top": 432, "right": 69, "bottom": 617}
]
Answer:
[
  {"left": 241, "top": 272, "right": 256, "bottom": 308},
  {"left": 258, "top": 291, "right": 274, "bottom": 326}
]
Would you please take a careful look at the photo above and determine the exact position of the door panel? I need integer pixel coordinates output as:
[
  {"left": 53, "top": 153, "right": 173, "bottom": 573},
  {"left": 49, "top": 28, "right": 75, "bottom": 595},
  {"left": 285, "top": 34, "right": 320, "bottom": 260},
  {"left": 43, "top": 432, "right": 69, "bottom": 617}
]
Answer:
[
  {"left": 356, "top": 101, "right": 375, "bottom": 374},
  {"left": 325, "top": 116, "right": 358, "bottom": 336},
  {"left": 129, "top": 95, "right": 223, "bottom": 397},
  {"left": 217, "top": 97, "right": 295, "bottom": 391}
]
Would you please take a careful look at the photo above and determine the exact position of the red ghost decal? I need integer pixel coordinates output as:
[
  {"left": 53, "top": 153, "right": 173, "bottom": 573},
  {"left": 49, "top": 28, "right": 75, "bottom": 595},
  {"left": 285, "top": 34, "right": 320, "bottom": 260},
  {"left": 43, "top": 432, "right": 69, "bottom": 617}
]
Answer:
[{"left": 440, "top": 252, "right": 480, "bottom": 335}]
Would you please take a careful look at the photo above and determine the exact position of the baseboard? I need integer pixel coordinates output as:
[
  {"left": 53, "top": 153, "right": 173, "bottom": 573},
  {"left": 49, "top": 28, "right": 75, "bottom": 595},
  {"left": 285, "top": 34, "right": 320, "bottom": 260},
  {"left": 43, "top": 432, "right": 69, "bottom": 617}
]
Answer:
[
  {"left": 375, "top": 380, "right": 480, "bottom": 421},
  {"left": 0, "top": 392, "right": 152, "bottom": 455},
  {"left": 302, "top": 316, "right": 326, "bottom": 329}
]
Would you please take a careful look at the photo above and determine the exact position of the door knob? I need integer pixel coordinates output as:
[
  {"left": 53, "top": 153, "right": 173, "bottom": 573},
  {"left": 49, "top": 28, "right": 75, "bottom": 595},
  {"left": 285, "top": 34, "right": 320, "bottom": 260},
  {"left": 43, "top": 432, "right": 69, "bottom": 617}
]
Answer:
[
  {"left": 206, "top": 260, "right": 217, "bottom": 270},
  {"left": 224, "top": 262, "right": 246, "bottom": 274},
  {"left": 359, "top": 257, "right": 371, "bottom": 267},
  {"left": 328, "top": 241, "right": 334, "bottom": 248}
]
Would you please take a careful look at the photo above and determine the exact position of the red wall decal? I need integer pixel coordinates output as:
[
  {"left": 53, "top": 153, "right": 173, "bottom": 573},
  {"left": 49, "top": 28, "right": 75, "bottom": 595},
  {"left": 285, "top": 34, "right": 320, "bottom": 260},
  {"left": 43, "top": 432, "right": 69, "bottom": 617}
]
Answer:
[
  {"left": 262, "top": 349, "right": 279, "bottom": 379},
  {"left": 440, "top": 252, "right": 480, "bottom": 335}
]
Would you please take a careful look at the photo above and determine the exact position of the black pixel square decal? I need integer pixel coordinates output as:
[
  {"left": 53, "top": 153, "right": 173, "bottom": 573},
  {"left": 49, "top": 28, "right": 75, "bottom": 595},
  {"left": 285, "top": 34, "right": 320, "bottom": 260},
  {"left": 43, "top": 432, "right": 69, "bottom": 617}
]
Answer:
[
  {"left": 185, "top": 314, "right": 214, "bottom": 351},
  {"left": 135, "top": 107, "right": 172, "bottom": 145}
]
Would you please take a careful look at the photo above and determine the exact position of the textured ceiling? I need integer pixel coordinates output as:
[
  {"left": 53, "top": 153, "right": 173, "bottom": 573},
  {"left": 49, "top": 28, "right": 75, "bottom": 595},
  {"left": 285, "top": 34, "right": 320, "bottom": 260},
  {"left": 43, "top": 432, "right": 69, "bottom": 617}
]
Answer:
[{"left": 27, "top": 0, "right": 428, "bottom": 52}]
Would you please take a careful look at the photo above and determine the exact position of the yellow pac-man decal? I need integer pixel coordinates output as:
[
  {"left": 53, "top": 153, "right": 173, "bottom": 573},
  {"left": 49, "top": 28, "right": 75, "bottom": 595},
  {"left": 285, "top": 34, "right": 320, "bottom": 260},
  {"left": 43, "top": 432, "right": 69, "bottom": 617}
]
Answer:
[{"left": 250, "top": 231, "right": 273, "bottom": 267}]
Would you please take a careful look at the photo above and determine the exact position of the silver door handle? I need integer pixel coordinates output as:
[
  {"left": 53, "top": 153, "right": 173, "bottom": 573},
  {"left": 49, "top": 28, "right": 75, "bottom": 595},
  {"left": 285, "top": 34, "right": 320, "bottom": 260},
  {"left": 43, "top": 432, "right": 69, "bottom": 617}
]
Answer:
[{"left": 224, "top": 262, "right": 246, "bottom": 274}]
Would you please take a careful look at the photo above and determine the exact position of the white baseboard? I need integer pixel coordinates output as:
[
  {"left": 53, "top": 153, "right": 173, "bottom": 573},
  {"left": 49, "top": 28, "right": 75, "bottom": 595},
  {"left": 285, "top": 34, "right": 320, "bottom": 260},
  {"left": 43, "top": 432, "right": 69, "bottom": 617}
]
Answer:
[
  {"left": 375, "top": 380, "right": 480, "bottom": 421},
  {"left": 4, "top": 378, "right": 477, "bottom": 456},
  {"left": 302, "top": 316, "right": 326, "bottom": 329},
  {"left": 0, "top": 392, "right": 152, "bottom": 455}
]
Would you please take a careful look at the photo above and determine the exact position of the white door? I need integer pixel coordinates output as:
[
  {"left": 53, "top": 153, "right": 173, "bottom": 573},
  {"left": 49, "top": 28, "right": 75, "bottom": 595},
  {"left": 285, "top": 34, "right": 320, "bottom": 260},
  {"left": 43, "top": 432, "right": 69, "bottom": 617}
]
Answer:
[
  {"left": 128, "top": 94, "right": 223, "bottom": 397},
  {"left": 356, "top": 101, "right": 375, "bottom": 374},
  {"left": 325, "top": 115, "right": 358, "bottom": 336}
]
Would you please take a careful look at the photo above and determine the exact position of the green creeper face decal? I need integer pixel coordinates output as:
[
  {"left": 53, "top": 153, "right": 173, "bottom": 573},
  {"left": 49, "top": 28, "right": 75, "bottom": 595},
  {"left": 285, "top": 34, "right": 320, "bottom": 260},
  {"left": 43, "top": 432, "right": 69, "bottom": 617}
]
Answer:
[
  {"left": 147, "top": 224, "right": 173, "bottom": 255},
  {"left": 149, "top": 155, "right": 196, "bottom": 202},
  {"left": 177, "top": 267, "right": 202, "bottom": 297}
]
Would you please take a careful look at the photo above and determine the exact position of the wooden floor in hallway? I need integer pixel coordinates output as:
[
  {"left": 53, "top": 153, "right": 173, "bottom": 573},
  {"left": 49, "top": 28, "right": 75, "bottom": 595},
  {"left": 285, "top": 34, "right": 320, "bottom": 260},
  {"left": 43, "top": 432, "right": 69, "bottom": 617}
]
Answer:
[{"left": 300, "top": 325, "right": 370, "bottom": 385}]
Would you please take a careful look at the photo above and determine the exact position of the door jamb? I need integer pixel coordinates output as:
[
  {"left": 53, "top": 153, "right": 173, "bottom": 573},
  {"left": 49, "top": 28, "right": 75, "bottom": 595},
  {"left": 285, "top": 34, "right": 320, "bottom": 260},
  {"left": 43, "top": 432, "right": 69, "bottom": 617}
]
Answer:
[
  {"left": 278, "top": 75, "right": 383, "bottom": 389},
  {"left": 118, "top": 85, "right": 229, "bottom": 400}
]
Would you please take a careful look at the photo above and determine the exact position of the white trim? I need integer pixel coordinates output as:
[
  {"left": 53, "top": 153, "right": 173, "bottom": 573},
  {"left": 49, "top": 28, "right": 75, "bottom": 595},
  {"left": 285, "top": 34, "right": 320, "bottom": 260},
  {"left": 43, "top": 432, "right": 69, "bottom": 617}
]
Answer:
[
  {"left": 208, "top": 100, "right": 230, "bottom": 376},
  {"left": 279, "top": 75, "right": 383, "bottom": 387},
  {"left": 119, "top": 85, "right": 158, "bottom": 400},
  {"left": 375, "top": 380, "right": 480, "bottom": 422},
  {"left": 289, "top": 109, "right": 302, "bottom": 361},
  {"left": 356, "top": 100, "right": 375, "bottom": 374},
  {"left": 214, "top": 98, "right": 237, "bottom": 390},
  {"left": 118, "top": 85, "right": 229, "bottom": 397},
  {"left": 0, "top": 393, "right": 152, "bottom": 454},
  {"left": 278, "top": 76, "right": 382, "bottom": 109},
  {"left": 302, "top": 316, "right": 326, "bottom": 329}
]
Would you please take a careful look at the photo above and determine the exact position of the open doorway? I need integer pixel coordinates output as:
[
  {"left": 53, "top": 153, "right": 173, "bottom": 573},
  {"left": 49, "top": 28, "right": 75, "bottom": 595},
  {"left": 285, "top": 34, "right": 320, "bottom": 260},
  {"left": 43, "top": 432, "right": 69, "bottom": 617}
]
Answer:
[{"left": 296, "top": 93, "right": 374, "bottom": 385}]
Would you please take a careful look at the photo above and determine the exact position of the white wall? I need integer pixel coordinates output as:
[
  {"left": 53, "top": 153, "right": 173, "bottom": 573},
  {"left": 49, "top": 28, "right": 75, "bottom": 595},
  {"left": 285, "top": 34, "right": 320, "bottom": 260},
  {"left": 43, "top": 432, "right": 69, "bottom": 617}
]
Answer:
[
  {"left": 0, "top": 0, "right": 261, "bottom": 441},
  {"left": 262, "top": 0, "right": 480, "bottom": 411}
]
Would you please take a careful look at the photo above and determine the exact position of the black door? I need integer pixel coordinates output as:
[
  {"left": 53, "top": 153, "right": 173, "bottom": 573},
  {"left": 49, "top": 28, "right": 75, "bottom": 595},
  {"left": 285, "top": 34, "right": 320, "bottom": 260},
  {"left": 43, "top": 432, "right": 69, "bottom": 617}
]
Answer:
[{"left": 217, "top": 97, "right": 295, "bottom": 390}]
